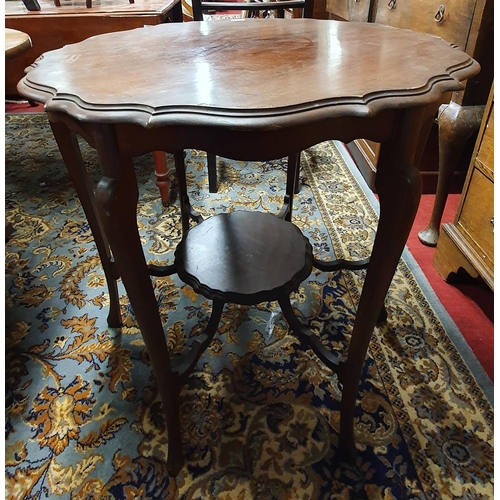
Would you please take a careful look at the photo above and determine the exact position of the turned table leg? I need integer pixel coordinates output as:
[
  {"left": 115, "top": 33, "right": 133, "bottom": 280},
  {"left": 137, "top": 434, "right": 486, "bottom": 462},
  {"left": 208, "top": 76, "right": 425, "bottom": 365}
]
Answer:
[
  {"left": 153, "top": 151, "right": 171, "bottom": 204},
  {"left": 417, "top": 102, "right": 484, "bottom": 247}
]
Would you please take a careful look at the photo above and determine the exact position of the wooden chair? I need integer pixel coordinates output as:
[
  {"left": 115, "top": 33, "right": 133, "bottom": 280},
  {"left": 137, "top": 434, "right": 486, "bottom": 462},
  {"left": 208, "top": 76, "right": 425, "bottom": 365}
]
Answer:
[
  {"left": 192, "top": 0, "right": 314, "bottom": 194},
  {"left": 192, "top": 0, "right": 313, "bottom": 20}
]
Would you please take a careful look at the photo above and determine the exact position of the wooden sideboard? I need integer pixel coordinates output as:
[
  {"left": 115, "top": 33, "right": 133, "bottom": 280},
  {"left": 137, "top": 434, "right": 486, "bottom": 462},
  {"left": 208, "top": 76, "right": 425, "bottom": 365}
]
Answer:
[
  {"left": 5, "top": 0, "right": 182, "bottom": 97},
  {"left": 433, "top": 84, "right": 493, "bottom": 289},
  {"left": 326, "top": 0, "right": 493, "bottom": 198}
]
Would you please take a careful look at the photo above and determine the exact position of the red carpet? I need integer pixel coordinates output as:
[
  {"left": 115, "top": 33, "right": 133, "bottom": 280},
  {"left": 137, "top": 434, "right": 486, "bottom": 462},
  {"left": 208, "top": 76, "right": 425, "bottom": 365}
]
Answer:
[
  {"left": 407, "top": 194, "right": 494, "bottom": 381},
  {"left": 6, "top": 101, "right": 494, "bottom": 381}
]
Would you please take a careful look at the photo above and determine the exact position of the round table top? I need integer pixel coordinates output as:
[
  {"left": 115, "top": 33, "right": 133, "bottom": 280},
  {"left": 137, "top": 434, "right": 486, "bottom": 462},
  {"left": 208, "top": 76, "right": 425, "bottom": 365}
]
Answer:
[
  {"left": 5, "top": 28, "right": 32, "bottom": 59},
  {"left": 18, "top": 19, "right": 479, "bottom": 128}
]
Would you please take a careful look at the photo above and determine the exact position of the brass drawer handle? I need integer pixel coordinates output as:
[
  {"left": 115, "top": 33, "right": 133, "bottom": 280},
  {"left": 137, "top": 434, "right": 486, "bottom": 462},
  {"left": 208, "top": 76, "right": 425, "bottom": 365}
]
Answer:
[
  {"left": 388, "top": 0, "right": 396, "bottom": 9},
  {"left": 490, "top": 217, "right": 494, "bottom": 232},
  {"left": 434, "top": 5, "right": 445, "bottom": 22}
]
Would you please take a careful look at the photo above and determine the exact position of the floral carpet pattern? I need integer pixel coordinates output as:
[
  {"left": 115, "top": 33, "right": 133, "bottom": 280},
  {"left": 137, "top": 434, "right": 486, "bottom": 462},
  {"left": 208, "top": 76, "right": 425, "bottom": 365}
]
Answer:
[{"left": 5, "top": 113, "right": 493, "bottom": 499}]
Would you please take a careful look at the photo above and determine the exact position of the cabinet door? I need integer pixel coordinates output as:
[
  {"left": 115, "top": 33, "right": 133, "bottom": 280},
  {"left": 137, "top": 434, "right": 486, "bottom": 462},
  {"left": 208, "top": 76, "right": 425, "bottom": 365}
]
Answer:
[{"left": 374, "top": 0, "right": 476, "bottom": 49}]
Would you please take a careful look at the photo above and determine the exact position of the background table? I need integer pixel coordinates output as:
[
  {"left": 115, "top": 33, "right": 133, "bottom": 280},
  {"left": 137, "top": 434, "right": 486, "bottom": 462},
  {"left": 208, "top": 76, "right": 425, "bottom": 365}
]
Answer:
[
  {"left": 17, "top": 19, "right": 479, "bottom": 476},
  {"left": 5, "top": 0, "right": 182, "bottom": 97},
  {"left": 5, "top": 27, "right": 32, "bottom": 59}
]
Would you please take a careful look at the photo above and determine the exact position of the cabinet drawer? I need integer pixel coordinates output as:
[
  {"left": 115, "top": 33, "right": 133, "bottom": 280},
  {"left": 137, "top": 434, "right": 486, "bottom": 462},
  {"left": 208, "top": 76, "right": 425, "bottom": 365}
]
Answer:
[
  {"left": 457, "top": 165, "right": 494, "bottom": 265},
  {"left": 326, "top": 0, "right": 371, "bottom": 21},
  {"left": 374, "top": 0, "right": 476, "bottom": 49},
  {"left": 476, "top": 100, "right": 494, "bottom": 174}
]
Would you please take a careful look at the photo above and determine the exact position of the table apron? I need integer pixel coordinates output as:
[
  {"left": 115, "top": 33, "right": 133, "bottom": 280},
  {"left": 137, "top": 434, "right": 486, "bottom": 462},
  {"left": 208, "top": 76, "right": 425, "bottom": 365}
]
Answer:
[{"left": 48, "top": 108, "right": 407, "bottom": 161}]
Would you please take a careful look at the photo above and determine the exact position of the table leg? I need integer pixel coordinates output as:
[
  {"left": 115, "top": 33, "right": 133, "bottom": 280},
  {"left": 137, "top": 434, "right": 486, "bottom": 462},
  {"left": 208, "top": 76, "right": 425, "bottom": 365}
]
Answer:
[
  {"left": 338, "top": 109, "right": 423, "bottom": 460},
  {"left": 207, "top": 153, "right": 217, "bottom": 193},
  {"left": 92, "top": 124, "right": 184, "bottom": 476},
  {"left": 49, "top": 120, "right": 121, "bottom": 328}
]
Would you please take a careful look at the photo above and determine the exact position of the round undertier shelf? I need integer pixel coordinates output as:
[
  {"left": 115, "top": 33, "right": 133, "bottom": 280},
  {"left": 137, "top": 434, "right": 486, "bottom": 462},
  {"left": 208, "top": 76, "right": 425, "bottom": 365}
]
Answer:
[{"left": 175, "top": 211, "right": 313, "bottom": 305}]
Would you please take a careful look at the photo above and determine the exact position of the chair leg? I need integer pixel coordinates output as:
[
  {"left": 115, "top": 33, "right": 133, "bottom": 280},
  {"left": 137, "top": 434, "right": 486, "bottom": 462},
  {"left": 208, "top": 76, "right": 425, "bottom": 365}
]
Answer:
[
  {"left": 292, "top": 152, "right": 301, "bottom": 194},
  {"left": 153, "top": 151, "right": 171, "bottom": 204},
  {"left": 207, "top": 153, "right": 217, "bottom": 193}
]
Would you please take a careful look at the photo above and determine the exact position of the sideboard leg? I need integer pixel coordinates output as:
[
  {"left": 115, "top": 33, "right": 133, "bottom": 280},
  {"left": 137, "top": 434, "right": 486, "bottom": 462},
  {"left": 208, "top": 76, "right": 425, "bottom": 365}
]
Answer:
[{"left": 418, "top": 102, "right": 484, "bottom": 247}]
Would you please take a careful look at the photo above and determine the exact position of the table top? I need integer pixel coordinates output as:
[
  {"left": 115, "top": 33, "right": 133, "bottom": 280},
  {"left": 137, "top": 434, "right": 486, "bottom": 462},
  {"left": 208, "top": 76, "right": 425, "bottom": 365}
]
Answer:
[
  {"left": 5, "top": 27, "right": 32, "bottom": 59},
  {"left": 18, "top": 19, "right": 478, "bottom": 130},
  {"left": 5, "top": 0, "right": 179, "bottom": 17}
]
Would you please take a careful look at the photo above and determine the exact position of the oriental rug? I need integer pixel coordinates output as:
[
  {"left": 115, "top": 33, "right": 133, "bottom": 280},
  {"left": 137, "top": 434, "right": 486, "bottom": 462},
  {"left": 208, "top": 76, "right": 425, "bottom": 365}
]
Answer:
[{"left": 5, "top": 113, "right": 494, "bottom": 499}]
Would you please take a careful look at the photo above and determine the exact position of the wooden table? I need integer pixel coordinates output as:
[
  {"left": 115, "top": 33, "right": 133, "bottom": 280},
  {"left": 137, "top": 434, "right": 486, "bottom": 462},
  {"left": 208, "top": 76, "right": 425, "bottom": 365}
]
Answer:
[
  {"left": 5, "top": 27, "right": 33, "bottom": 241},
  {"left": 17, "top": 19, "right": 479, "bottom": 476},
  {"left": 5, "top": 27, "right": 32, "bottom": 59},
  {"left": 5, "top": 0, "right": 182, "bottom": 96}
]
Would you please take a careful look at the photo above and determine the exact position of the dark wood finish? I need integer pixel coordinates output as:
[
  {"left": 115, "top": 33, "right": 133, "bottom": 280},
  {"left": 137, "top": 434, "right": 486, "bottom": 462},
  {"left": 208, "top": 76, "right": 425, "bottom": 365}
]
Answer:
[
  {"left": 175, "top": 211, "right": 313, "bottom": 304},
  {"left": 17, "top": 19, "right": 478, "bottom": 477},
  {"left": 434, "top": 84, "right": 494, "bottom": 289}
]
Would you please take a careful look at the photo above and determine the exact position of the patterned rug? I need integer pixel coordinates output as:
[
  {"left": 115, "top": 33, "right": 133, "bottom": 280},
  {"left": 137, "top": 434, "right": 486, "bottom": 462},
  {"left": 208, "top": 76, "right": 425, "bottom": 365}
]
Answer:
[{"left": 5, "top": 113, "right": 494, "bottom": 499}]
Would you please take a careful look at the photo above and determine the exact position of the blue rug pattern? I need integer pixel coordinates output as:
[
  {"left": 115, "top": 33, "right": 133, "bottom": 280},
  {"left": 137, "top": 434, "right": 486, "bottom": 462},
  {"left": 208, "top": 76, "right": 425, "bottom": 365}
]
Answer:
[{"left": 5, "top": 113, "right": 493, "bottom": 499}]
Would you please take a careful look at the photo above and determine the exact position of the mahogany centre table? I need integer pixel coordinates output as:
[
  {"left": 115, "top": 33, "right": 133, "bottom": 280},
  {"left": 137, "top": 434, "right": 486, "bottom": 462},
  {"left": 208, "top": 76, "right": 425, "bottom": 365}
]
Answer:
[{"left": 18, "top": 19, "right": 479, "bottom": 476}]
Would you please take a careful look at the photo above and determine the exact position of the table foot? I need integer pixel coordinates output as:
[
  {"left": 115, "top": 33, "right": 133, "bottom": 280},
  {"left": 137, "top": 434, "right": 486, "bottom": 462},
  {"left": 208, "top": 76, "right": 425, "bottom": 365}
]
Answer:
[
  {"left": 338, "top": 422, "right": 357, "bottom": 463},
  {"left": 166, "top": 445, "right": 184, "bottom": 478}
]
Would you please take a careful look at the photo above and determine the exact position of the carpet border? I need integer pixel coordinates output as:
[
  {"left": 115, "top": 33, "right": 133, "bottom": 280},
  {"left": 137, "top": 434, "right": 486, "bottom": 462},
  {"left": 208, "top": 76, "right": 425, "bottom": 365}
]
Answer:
[{"left": 335, "top": 141, "right": 494, "bottom": 407}]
